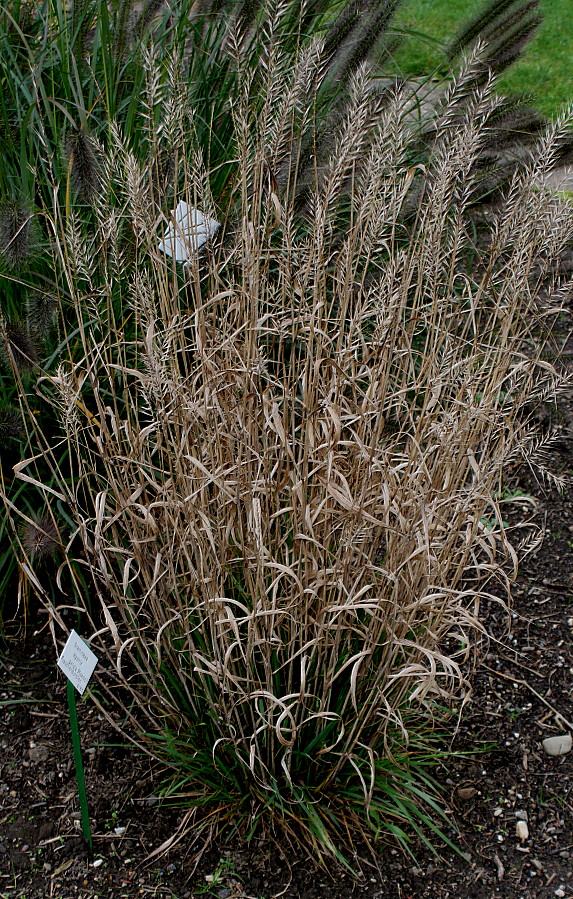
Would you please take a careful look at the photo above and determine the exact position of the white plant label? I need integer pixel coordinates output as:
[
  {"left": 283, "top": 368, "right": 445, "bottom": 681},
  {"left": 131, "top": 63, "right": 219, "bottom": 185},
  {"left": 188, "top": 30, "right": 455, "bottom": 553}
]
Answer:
[
  {"left": 158, "top": 200, "right": 220, "bottom": 262},
  {"left": 57, "top": 630, "right": 98, "bottom": 695}
]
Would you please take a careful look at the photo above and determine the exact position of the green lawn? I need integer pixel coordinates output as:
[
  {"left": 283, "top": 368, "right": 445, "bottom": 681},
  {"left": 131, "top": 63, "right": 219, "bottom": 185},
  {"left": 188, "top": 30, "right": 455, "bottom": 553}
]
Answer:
[{"left": 388, "top": 0, "right": 573, "bottom": 117}]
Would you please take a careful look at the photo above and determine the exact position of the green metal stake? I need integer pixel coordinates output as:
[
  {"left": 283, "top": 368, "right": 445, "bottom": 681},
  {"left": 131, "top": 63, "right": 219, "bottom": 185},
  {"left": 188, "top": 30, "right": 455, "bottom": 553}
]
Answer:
[{"left": 66, "top": 678, "right": 93, "bottom": 852}]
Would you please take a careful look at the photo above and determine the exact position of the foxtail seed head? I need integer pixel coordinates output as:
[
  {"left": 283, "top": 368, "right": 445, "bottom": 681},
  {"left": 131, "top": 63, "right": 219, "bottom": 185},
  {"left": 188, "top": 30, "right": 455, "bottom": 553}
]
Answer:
[
  {"left": 65, "top": 129, "right": 101, "bottom": 201},
  {"left": 0, "top": 199, "right": 36, "bottom": 269},
  {"left": 28, "top": 291, "right": 58, "bottom": 337},
  {"left": 0, "top": 405, "right": 24, "bottom": 447},
  {"left": 1, "top": 318, "right": 39, "bottom": 373},
  {"left": 21, "top": 512, "right": 60, "bottom": 562}
]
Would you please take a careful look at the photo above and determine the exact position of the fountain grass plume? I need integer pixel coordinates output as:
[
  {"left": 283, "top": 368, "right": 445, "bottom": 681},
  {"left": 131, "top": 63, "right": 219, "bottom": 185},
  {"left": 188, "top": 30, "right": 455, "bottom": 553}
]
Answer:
[
  {"left": 447, "top": 0, "right": 542, "bottom": 70},
  {"left": 65, "top": 129, "right": 102, "bottom": 202},
  {"left": 21, "top": 512, "right": 60, "bottom": 563},
  {"left": 27, "top": 291, "right": 58, "bottom": 337},
  {"left": 0, "top": 199, "right": 37, "bottom": 269},
  {"left": 0, "top": 405, "right": 24, "bottom": 446},
  {"left": 1, "top": 319, "right": 38, "bottom": 374}
]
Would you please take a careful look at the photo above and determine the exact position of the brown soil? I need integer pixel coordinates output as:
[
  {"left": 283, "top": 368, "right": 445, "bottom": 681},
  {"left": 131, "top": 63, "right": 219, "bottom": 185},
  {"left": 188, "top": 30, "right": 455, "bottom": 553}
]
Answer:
[{"left": 2, "top": 328, "right": 573, "bottom": 899}]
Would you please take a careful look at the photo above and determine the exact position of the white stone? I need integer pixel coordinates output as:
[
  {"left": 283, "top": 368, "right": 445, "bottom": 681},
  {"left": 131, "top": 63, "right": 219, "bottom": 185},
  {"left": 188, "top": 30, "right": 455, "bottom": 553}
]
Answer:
[
  {"left": 516, "top": 820, "right": 529, "bottom": 841},
  {"left": 542, "top": 734, "right": 572, "bottom": 757}
]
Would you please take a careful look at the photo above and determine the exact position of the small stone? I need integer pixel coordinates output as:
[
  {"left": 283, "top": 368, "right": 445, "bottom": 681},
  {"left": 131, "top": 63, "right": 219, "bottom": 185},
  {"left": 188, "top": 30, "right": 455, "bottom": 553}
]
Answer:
[
  {"left": 217, "top": 890, "right": 230, "bottom": 899},
  {"left": 542, "top": 735, "right": 572, "bottom": 757},
  {"left": 92, "top": 858, "right": 104, "bottom": 868},
  {"left": 456, "top": 787, "right": 476, "bottom": 801},
  {"left": 146, "top": 795, "right": 159, "bottom": 807},
  {"left": 516, "top": 821, "right": 529, "bottom": 841},
  {"left": 28, "top": 744, "right": 49, "bottom": 764},
  {"left": 494, "top": 808, "right": 503, "bottom": 817},
  {"left": 555, "top": 888, "right": 566, "bottom": 898},
  {"left": 205, "top": 874, "right": 214, "bottom": 883},
  {"left": 167, "top": 863, "right": 176, "bottom": 873},
  {"left": 114, "top": 826, "right": 126, "bottom": 836},
  {"left": 515, "top": 810, "right": 528, "bottom": 822}
]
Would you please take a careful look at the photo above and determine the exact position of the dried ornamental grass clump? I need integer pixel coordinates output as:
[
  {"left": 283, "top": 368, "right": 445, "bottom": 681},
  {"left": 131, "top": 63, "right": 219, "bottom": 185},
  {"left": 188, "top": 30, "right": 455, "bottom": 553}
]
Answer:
[{"left": 8, "top": 35, "right": 573, "bottom": 865}]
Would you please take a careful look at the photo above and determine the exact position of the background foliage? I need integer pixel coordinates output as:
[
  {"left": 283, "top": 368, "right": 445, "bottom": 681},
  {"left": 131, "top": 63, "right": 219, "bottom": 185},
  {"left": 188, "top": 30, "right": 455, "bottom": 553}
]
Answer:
[{"left": 392, "top": 0, "right": 573, "bottom": 117}]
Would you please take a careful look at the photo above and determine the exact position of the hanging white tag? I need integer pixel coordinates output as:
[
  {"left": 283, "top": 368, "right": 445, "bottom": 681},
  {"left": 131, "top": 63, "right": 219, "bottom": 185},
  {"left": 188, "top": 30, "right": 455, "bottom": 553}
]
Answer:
[
  {"left": 57, "top": 629, "right": 98, "bottom": 695},
  {"left": 158, "top": 200, "right": 220, "bottom": 262}
]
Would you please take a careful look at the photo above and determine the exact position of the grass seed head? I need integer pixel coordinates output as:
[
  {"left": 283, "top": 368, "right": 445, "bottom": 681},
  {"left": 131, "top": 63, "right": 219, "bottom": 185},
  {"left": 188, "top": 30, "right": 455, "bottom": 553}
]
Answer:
[
  {"left": 27, "top": 291, "right": 58, "bottom": 337},
  {"left": 1, "top": 319, "right": 38, "bottom": 373},
  {"left": 0, "top": 199, "right": 36, "bottom": 269},
  {"left": 0, "top": 405, "right": 24, "bottom": 446},
  {"left": 132, "top": 0, "right": 166, "bottom": 39},
  {"left": 65, "top": 129, "right": 101, "bottom": 201},
  {"left": 21, "top": 513, "right": 60, "bottom": 563}
]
